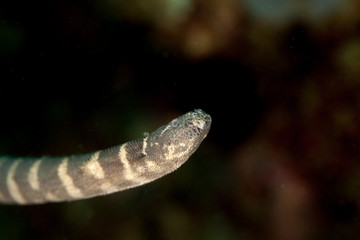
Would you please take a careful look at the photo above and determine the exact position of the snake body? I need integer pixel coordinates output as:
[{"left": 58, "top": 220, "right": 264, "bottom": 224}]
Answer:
[{"left": 0, "top": 109, "right": 211, "bottom": 205}]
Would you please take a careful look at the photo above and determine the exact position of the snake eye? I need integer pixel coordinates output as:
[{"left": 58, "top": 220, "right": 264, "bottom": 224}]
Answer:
[{"left": 172, "top": 120, "right": 178, "bottom": 126}]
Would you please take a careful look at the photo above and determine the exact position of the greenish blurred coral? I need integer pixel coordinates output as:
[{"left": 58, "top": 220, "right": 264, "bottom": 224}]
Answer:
[
  {"left": 0, "top": 21, "right": 24, "bottom": 56},
  {"left": 96, "top": 0, "right": 191, "bottom": 26},
  {"left": 337, "top": 39, "right": 360, "bottom": 80}
]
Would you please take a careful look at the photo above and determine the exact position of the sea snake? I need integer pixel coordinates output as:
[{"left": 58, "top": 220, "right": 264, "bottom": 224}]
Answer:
[{"left": 0, "top": 109, "right": 211, "bottom": 205}]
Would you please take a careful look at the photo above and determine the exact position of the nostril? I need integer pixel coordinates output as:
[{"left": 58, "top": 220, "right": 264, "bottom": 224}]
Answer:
[{"left": 172, "top": 120, "right": 179, "bottom": 126}]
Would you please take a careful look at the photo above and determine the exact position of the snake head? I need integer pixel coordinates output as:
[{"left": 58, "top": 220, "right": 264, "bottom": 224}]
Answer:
[{"left": 146, "top": 109, "right": 211, "bottom": 169}]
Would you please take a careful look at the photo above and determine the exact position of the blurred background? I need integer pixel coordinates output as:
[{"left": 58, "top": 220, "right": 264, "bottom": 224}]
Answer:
[{"left": 1, "top": 0, "right": 360, "bottom": 239}]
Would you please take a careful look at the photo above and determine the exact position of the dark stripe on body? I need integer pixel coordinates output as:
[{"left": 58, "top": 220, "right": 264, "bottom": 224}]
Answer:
[
  {"left": 0, "top": 159, "right": 13, "bottom": 203},
  {"left": 13, "top": 158, "right": 44, "bottom": 203}
]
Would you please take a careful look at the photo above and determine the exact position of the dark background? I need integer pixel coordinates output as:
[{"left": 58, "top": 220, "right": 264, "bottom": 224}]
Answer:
[{"left": 1, "top": 0, "right": 360, "bottom": 239}]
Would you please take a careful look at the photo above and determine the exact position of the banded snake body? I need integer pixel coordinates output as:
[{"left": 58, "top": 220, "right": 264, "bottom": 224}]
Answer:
[{"left": 0, "top": 109, "right": 211, "bottom": 205}]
